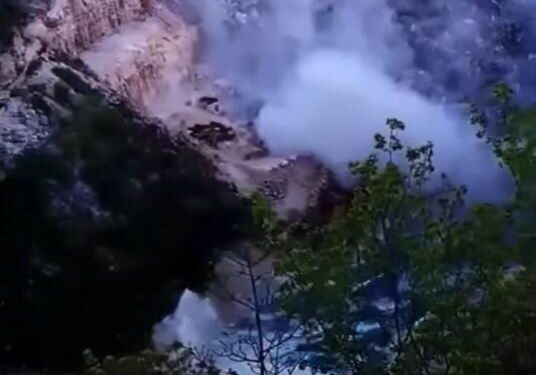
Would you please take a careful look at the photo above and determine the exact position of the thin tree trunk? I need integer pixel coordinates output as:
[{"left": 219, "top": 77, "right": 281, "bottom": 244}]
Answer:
[{"left": 246, "top": 253, "right": 267, "bottom": 375}]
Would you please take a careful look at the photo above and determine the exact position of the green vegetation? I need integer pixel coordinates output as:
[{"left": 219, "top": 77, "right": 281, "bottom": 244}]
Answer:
[
  {"left": 81, "top": 93, "right": 536, "bottom": 375},
  {"left": 2, "top": 79, "right": 536, "bottom": 375},
  {"left": 0, "top": 97, "right": 251, "bottom": 370},
  {"left": 271, "top": 90, "right": 536, "bottom": 374}
]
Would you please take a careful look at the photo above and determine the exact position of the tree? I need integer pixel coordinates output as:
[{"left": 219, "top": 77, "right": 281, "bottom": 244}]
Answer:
[
  {"left": 213, "top": 244, "right": 305, "bottom": 375},
  {"left": 276, "top": 111, "right": 536, "bottom": 374}
]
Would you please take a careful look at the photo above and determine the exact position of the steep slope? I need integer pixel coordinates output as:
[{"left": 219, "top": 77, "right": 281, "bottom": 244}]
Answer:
[
  {"left": 44, "top": 0, "right": 330, "bottom": 219},
  {"left": 0, "top": 3, "right": 252, "bottom": 370},
  {"left": 0, "top": 0, "right": 336, "bottom": 370}
]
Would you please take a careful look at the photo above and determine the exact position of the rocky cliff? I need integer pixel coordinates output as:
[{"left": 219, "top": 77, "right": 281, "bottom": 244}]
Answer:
[
  {"left": 42, "top": 0, "right": 150, "bottom": 54},
  {"left": 2, "top": 0, "right": 330, "bottom": 219}
]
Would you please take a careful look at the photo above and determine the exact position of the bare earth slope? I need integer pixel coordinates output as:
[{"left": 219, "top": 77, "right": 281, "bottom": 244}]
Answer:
[{"left": 35, "top": 0, "right": 330, "bottom": 220}]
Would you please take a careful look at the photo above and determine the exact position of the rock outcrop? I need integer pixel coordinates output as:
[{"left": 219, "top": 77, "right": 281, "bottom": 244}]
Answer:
[
  {"left": 79, "top": 5, "right": 198, "bottom": 109},
  {"left": 2, "top": 0, "right": 330, "bottom": 220},
  {"left": 43, "top": 0, "right": 151, "bottom": 54}
]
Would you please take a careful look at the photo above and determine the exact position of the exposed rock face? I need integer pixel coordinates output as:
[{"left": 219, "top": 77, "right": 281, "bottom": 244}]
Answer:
[
  {"left": 37, "top": 0, "right": 329, "bottom": 219},
  {"left": 4, "top": 0, "right": 329, "bottom": 220},
  {"left": 80, "top": 8, "right": 198, "bottom": 109},
  {"left": 163, "top": 101, "right": 330, "bottom": 219},
  {"left": 43, "top": 0, "right": 150, "bottom": 54}
]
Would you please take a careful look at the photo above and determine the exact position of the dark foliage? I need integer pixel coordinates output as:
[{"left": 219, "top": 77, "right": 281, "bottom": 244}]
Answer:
[
  {"left": 0, "top": 2, "right": 24, "bottom": 49},
  {"left": 0, "top": 98, "right": 251, "bottom": 370}
]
